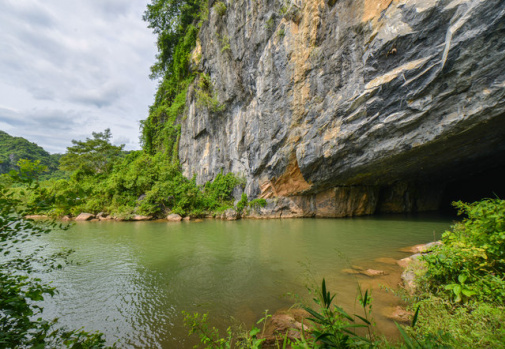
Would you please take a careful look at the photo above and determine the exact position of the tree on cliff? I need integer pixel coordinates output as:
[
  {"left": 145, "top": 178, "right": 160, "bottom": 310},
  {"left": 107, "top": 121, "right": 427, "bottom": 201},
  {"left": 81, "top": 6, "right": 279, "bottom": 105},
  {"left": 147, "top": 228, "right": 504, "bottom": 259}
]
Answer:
[
  {"left": 143, "top": 0, "right": 205, "bottom": 79},
  {"left": 59, "top": 128, "right": 124, "bottom": 176}
]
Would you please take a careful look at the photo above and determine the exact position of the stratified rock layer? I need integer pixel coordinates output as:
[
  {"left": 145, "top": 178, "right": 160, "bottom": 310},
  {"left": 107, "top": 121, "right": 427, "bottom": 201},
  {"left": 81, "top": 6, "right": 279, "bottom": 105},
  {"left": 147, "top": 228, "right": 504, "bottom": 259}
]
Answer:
[{"left": 178, "top": 0, "right": 505, "bottom": 217}]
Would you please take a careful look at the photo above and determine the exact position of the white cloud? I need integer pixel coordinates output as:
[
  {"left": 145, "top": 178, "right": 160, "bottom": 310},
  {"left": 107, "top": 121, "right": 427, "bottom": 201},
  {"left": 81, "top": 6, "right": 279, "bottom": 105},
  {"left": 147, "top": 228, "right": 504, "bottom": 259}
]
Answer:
[{"left": 0, "top": 0, "right": 157, "bottom": 153}]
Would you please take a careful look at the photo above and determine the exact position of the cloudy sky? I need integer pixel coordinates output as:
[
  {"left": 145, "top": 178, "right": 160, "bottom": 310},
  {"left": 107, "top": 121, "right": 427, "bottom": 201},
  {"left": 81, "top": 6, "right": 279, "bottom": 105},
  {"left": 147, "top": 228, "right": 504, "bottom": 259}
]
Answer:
[{"left": 0, "top": 0, "right": 158, "bottom": 153}]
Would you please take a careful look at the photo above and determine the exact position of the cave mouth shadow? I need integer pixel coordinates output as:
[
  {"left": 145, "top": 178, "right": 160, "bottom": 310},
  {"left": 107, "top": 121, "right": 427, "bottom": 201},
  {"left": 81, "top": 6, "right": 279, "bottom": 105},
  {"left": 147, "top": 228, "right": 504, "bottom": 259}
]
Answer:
[{"left": 440, "top": 163, "right": 505, "bottom": 214}]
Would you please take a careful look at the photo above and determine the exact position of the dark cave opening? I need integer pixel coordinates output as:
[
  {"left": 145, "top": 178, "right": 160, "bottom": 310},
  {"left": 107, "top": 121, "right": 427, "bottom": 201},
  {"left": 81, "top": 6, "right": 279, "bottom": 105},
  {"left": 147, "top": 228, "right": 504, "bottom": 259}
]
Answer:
[{"left": 440, "top": 163, "right": 505, "bottom": 214}]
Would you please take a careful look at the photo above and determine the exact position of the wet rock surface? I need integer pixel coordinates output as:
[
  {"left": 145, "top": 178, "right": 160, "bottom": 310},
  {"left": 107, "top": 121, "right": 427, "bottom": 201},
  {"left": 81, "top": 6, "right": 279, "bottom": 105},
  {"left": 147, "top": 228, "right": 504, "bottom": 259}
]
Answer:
[
  {"left": 260, "top": 309, "right": 310, "bottom": 347},
  {"left": 75, "top": 213, "right": 95, "bottom": 221},
  {"left": 221, "top": 208, "right": 241, "bottom": 220},
  {"left": 166, "top": 214, "right": 183, "bottom": 222},
  {"left": 178, "top": 0, "right": 505, "bottom": 217},
  {"left": 384, "top": 306, "right": 413, "bottom": 324},
  {"left": 397, "top": 241, "right": 440, "bottom": 293}
]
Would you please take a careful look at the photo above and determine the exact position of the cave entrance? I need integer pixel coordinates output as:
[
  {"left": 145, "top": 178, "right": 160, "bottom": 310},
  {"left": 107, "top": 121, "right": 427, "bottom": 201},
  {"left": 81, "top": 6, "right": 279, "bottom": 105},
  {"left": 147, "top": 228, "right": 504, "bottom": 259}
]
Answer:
[{"left": 440, "top": 163, "right": 505, "bottom": 213}]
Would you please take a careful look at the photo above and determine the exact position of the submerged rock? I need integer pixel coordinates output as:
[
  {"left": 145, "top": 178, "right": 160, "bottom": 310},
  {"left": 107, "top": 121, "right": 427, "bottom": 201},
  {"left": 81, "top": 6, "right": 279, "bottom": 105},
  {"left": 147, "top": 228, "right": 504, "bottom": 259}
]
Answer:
[
  {"left": 374, "top": 257, "right": 399, "bottom": 265},
  {"left": 342, "top": 266, "right": 388, "bottom": 277}
]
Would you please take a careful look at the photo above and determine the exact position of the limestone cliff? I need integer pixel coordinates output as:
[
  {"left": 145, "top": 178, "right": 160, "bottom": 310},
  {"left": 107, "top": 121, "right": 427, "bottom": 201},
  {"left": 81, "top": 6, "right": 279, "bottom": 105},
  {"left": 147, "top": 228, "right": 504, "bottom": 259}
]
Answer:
[{"left": 177, "top": 0, "right": 505, "bottom": 217}]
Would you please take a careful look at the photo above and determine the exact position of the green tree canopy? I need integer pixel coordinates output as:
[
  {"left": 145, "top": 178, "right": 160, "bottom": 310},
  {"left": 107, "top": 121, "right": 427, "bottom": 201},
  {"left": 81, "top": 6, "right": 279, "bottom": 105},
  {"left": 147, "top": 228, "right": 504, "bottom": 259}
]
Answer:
[
  {"left": 143, "top": 0, "right": 205, "bottom": 80},
  {"left": 59, "top": 129, "right": 124, "bottom": 176},
  {"left": 0, "top": 130, "right": 60, "bottom": 175}
]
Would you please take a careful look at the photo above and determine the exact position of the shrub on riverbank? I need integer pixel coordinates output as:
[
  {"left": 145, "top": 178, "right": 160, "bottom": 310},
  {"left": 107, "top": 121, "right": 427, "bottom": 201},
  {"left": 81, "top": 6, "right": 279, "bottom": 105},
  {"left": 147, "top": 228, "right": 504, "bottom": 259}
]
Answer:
[
  {"left": 27, "top": 150, "right": 243, "bottom": 218},
  {"left": 420, "top": 198, "right": 505, "bottom": 303},
  {"left": 404, "top": 198, "right": 505, "bottom": 347}
]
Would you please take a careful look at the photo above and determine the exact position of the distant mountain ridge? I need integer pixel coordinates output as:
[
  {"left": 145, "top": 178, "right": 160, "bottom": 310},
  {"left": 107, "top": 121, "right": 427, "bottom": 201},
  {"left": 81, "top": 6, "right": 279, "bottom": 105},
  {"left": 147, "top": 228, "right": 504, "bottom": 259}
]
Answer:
[{"left": 0, "top": 130, "right": 60, "bottom": 175}]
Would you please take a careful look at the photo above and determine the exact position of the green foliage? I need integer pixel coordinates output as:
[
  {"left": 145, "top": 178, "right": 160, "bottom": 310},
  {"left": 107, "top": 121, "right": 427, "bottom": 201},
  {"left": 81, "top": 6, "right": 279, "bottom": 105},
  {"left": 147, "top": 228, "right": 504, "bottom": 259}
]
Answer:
[
  {"left": 248, "top": 198, "right": 267, "bottom": 209},
  {"left": 214, "top": 1, "right": 227, "bottom": 16},
  {"left": 143, "top": 0, "right": 207, "bottom": 80},
  {"left": 265, "top": 17, "right": 275, "bottom": 32},
  {"left": 421, "top": 199, "right": 505, "bottom": 303},
  {"left": 183, "top": 312, "right": 234, "bottom": 348},
  {"left": 278, "top": 27, "right": 286, "bottom": 38},
  {"left": 404, "top": 298, "right": 505, "bottom": 348},
  {"left": 203, "top": 171, "right": 244, "bottom": 210},
  {"left": 59, "top": 128, "right": 125, "bottom": 176},
  {"left": 196, "top": 73, "right": 226, "bottom": 113},
  {"left": 296, "top": 279, "right": 376, "bottom": 348},
  {"left": 0, "top": 130, "right": 60, "bottom": 176},
  {"left": 35, "top": 138, "right": 244, "bottom": 218},
  {"left": 398, "top": 198, "right": 505, "bottom": 348},
  {"left": 11, "top": 159, "right": 48, "bottom": 183},
  {"left": 219, "top": 34, "right": 231, "bottom": 53},
  {"left": 0, "top": 172, "right": 110, "bottom": 347},
  {"left": 236, "top": 193, "right": 248, "bottom": 213},
  {"left": 142, "top": 0, "right": 207, "bottom": 154},
  {"left": 183, "top": 311, "right": 266, "bottom": 349}
]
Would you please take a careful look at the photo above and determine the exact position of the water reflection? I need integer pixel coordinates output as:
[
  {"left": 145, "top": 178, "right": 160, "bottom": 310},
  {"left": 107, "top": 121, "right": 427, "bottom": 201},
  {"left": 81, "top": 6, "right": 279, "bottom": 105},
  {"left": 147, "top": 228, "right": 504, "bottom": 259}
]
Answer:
[{"left": 36, "top": 215, "right": 452, "bottom": 348}]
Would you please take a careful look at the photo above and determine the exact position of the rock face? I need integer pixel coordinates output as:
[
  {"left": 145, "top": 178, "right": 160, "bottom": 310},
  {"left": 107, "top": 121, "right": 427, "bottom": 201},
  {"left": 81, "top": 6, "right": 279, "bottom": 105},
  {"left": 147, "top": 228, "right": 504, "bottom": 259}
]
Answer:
[{"left": 178, "top": 0, "right": 505, "bottom": 217}]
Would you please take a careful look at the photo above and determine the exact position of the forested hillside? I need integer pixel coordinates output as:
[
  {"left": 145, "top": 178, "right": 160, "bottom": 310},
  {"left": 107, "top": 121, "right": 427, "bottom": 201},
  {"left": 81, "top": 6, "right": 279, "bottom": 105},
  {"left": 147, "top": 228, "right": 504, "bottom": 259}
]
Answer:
[{"left": 0, "top": 130, "right": 60, "bottom": 175}]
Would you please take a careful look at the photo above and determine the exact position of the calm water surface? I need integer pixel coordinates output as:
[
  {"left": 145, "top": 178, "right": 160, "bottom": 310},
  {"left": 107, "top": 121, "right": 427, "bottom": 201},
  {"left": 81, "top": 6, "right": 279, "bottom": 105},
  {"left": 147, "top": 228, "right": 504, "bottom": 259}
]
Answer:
[{"left": 37, "top": 215, "right": 452, "bottom": 348}]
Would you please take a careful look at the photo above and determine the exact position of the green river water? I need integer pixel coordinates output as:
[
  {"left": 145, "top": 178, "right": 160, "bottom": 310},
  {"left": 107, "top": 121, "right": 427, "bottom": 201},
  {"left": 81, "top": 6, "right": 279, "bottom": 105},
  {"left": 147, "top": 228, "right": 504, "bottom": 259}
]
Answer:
[{"left": 36, "top": 214, "right": 453, "bottom": 348}]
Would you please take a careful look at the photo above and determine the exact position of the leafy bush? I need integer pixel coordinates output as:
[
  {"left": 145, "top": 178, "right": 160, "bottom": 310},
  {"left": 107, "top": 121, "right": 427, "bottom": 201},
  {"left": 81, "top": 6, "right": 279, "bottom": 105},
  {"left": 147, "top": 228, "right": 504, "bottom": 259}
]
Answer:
[
  {"left": 203, "top": 171, "right": 243, "bottom": 209},
  {"left": 214, "top": 1, "right": 227, "bottom": 16},
  {"left": 421, "top": 199, "right": 505, "bottom": 303},
  {"left": 236, "top": 193, "right": 248, "bottom": 213},
  {"left": 196, "top": 73, "right": 225, "bottom": 113},
  {"left": 32, "top": 144, "right": 244, "bottom": 218},
  {"left": 248, "top": 198, "right": 267, "bottom": 209}
]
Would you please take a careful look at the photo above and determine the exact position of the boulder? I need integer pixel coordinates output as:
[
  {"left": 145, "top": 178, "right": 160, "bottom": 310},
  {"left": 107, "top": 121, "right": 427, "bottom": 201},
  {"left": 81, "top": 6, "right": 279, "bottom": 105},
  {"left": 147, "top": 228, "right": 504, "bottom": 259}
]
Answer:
[
  {"left": 166, "top": 214, "right": 183, "bottom": 222},
  {"left": 399, "top": 254, "right": 427, "bottom": 293},
  {"left": 130, "top": 215, "right": 152, "bottom": 221},
  {"left": 75, "top": 213, "right": 95, "bottom": 221},
  {"left": 25, "top": 215, "right": 48, "bottom": 219},
  {"left": 222, "top": 208, "right": 240, "bottom": 221},
  {"left": 259, "top": 309, "right": 310, "bottom": 346},
  {"left": 399, "top": 241, "right": 442, "bottom": 254},
  {"left": 61, "top": 215, "right": 72, "bottom": 221},
  {"left": 397, "top": 254, "right": 421, "bottom": 269},
  {"left": 384, "top": 306, "right": 413, "bottom": 324}
]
